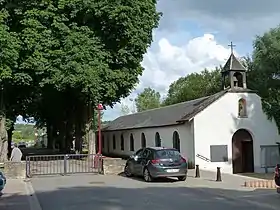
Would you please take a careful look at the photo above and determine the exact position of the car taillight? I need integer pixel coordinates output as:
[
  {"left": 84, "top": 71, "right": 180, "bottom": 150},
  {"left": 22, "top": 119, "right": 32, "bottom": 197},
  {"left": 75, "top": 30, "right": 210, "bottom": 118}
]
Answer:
[
  {"left": 151, "top": 159, "right": 160, "bottom": 164},
  {"left": 180, "top": 157, "right": 187, "bottom": 163}
]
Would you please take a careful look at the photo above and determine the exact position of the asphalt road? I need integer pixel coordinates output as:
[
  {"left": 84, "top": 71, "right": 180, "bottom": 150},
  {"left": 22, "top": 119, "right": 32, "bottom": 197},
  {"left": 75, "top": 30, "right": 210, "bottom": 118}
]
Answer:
[{"left": 31, "top": 174, "right": 280, "bottom": 210}]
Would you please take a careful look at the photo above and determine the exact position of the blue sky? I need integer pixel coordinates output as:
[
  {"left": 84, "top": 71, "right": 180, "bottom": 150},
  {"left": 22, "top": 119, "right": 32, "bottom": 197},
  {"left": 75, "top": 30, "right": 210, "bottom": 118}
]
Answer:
[{"left": 103, "top": 0, "right": 280, "bottom": 121}]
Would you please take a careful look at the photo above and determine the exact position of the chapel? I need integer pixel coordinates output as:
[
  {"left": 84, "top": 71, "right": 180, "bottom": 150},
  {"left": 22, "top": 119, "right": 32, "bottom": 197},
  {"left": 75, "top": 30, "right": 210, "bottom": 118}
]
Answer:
[{"left": 99, "top": 45, "right": 280, "bottom": 174}]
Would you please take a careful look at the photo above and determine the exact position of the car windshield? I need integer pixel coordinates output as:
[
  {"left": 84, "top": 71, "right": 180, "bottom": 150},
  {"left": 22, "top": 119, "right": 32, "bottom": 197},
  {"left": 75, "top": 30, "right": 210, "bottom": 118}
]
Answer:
[{"left": 155, "top": 149, "right": 181, "bottom": 159}]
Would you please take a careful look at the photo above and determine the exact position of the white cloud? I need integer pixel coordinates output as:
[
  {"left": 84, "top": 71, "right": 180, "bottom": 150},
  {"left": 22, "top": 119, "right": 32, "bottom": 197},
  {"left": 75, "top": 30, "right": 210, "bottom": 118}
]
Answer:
[{"left": 103, "top": 33, "right": 232, "bottom": 121}]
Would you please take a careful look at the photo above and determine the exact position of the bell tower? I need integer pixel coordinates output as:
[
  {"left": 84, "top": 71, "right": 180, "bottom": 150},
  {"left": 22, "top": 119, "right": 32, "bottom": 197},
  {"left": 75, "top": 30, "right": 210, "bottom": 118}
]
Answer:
[{"left": 221, "top": 42, "right": 247, "bottom": 90}]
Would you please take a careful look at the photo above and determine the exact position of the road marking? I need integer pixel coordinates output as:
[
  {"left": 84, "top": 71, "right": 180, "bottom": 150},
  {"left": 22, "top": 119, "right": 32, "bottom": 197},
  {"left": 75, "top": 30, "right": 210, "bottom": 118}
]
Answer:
[{"left": 24, "top": 179, "right": 42, "bottom": 210}]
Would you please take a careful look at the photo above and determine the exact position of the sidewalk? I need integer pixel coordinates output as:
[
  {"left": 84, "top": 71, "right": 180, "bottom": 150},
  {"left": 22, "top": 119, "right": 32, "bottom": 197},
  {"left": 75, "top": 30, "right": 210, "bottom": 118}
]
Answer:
[
  {"left": 187, "top": 169, "right": 264, "bottom": 190},
  {"left": 0, "top": 179, "right": 34, "bottom": 210}
]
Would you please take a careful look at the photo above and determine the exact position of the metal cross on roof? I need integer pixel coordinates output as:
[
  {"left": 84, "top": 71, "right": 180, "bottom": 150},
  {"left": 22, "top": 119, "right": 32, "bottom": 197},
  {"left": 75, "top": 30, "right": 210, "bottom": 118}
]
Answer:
[{"left": 228, "top": 41, "right": 236, "bottom": 54}]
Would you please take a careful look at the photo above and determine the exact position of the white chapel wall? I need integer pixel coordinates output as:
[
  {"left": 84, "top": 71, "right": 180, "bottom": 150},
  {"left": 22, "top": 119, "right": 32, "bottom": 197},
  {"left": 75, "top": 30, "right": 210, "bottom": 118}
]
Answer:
[
  {"left": 102, "top": 123, "right": 195, "bottom": 164},
  {"left": 193, "top": 92, "right": 280, "bottom": 174}
]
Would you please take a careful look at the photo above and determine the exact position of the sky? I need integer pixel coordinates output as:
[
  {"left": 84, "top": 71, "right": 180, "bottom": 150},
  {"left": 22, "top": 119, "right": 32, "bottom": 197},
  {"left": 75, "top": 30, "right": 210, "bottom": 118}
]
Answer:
[{"left": 102, "top": 0, "right": 280, "bottom": 121}]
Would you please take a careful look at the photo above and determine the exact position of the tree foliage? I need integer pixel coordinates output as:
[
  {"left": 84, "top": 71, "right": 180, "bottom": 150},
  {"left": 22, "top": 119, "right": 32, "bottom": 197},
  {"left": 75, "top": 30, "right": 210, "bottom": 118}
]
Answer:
[
  {"left": 135, "top": 87, "right": 161, "bottom": 112},
  {"left": 163, "top": 68, "right": 222, "bottom": 106},
  {"left": 120, "top": 103, "right": 131, "bottom": 116},
  {"left": 0, "top": 0, "right": 161, "bottom": 155},
  {"left": 251, "top": 26, "right": 280, "bottom": 132}
]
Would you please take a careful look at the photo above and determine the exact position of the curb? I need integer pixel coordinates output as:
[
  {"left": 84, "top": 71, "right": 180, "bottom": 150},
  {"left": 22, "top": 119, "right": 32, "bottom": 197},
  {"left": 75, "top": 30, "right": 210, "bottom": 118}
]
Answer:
[
  {"left": 23, "top": 179, "right": 42, "bottom": 210},
  {"left": 244, "top": 180, "right": 276, "bottom": 189}
]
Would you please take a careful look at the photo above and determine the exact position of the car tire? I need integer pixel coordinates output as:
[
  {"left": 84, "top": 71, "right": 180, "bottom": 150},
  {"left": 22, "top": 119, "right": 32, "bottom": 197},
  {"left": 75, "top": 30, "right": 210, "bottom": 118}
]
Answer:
[
  {"left": 143, "top": 168, "right": 153, "bottom": 182},
  {"left": 178, "top": 175, "right": 187, "bottom": 181},
  {"left": 124, "top": 164, "right": 133, "bottom": 177}
]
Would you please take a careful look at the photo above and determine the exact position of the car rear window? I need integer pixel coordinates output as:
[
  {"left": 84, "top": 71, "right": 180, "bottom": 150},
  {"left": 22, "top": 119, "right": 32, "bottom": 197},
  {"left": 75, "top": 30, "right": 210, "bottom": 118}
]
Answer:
[{"left": 155, "top": 149, "right": 181, "bottom": 159}]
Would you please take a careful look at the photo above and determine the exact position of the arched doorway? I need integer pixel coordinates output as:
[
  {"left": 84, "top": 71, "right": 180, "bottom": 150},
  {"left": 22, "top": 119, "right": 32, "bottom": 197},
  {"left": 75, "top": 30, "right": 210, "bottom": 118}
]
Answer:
[
  {"left": 141, "top": 133, "right": 146, "bottom": 148},
  {"left": 232, "top": 129, "right": 254, "bottom": 173},
  {"left": 172, "top": 131, "right": 180, "bottom": 152},
  {"left": 155, "top": 132, "right": 161, "bottom": 147}
]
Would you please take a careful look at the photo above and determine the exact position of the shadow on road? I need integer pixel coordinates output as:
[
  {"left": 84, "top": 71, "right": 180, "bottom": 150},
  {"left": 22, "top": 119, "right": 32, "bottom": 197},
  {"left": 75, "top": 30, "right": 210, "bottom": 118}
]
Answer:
[
  {"left": 118, "top": 172, "right": 178, "bottom": 183},
  {"left": 1, "top": 176, "right": 280, "bottom": 210}
]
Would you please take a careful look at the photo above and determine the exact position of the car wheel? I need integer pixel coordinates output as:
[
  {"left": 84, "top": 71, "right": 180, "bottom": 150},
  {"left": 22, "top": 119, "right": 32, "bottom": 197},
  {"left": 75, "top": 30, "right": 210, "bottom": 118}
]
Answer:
[
  {"left": 178, "top": 175, "right": 187, "bottom": 181},
  {"left": 124, "top": 164, "right": 133, "bottom": 177},
  {"left": 143, "top": 168, "right": 153, "bottom": 182}
]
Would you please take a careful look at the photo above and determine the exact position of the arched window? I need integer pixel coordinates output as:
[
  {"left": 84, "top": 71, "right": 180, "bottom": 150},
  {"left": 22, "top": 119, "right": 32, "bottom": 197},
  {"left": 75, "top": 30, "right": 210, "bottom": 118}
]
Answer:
[
  {"left": 155, "top": 132, "right": 161, "bottom": 147},
  {"left": 233, "top": 72, "right": 243, "bottom": 87},
  {"left": 141, "top": 133, "right": 146, "bottom": 148},
  {"left": 172, "top": 131, "right": 180, "bottom": 152},
  {"left": 113, "top": 135, "right": 116, "bottom": 150},
  {"left": 238, "top": 98, "right": 247, "bottom": 117},
  {"left": 120, "top": 134, "right": 124, "bottom": 151},
  {"left": 130, "top": 134, "right": 134, "bottom": 151}
]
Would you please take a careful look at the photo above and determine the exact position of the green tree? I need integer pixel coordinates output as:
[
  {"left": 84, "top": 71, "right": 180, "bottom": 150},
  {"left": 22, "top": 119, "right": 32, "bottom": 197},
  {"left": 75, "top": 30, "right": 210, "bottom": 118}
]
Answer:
[
  {"left": 0, "top": 9, "right": 21, "bottom": 161},
  {"left": 163, "top": 68, "right": 221, "bottom": 106},
  {"left": 120, "top": 104, "right": 131, "bottom": 115},
  {"left": 251, "top": 26, "right": 280, "bottom": 132},
  {"left": 1, "top": 0, "right": 161, "bottom": 154},
  {"left": 135, "top": 87, "right": 161, "bottom": 112}
]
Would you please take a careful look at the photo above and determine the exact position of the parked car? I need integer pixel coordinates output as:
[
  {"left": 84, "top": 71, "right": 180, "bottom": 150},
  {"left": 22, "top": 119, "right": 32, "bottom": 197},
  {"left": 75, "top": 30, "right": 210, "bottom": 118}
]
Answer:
[
  {"left": 275, "top": 164, "right": 280, "bottom": 193},
  {"left": 124, "top": 147, "right": 188, "bottom": 182},
  {"left": 18, "top": 142, "right": 27, "bottom": 149}
]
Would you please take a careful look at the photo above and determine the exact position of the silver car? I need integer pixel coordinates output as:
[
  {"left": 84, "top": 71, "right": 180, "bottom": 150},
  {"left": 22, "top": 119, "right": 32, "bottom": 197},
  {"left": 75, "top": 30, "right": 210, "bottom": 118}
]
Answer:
[{"left": 124, "top": 147, "right": 188, "bottom": 182}]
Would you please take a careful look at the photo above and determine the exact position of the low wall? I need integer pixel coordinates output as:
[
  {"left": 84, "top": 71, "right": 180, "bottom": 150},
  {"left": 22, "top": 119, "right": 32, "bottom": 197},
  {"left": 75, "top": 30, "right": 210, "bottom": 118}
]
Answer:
[
  {"left": 244, "top": 180, "right": 276, "bottom": 189},
  {"left": 102, "top": 158, "right": 126, "bottom": 175},
  {"left": 3, "top": 161, "right": 26, "bottom": 179}
]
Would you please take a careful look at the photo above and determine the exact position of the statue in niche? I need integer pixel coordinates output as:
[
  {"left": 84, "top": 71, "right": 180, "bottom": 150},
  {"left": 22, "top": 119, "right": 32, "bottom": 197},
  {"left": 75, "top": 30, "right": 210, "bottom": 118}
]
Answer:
[{"left": 238, "top": 98, "right": 247, "bottom": 117}]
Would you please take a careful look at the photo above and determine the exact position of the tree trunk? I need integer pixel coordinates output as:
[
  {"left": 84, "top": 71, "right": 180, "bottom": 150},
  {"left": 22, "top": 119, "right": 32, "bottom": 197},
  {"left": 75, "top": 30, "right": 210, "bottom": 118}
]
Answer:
[
  {"left": 58, "top": 121, "right": 66, "bottom": 153},
  {"left": 0, "top": 115, "right": 8, "bottom": 162},
  {"left": 46, "top": 121, "right": 53, "bottom": 149},
  {"left": 7, "top": 124, "right": 14, "bottom": 158},
  {"left": 65, "top": 119, "right": 73, "bottom": 154},
  {"left": 87, "top": 102, "right": 96, "bottom": 155},
  {"left": 74, "top": 122, "right": 82, "bottom": 154},
  {"left": 51, "top": 123, "right": 59, "bottom": 149}
]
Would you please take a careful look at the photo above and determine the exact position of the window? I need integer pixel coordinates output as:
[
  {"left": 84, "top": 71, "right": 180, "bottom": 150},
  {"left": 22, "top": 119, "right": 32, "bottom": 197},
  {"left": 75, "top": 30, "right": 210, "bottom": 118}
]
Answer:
[
  {"left": 130, "top": 134, "right": 134, "bottom": 151},
  {"left": 141, "top": 133, "right": 146, "bottom": 148},
  {"left": 172, "top": 131, "right": 180, "bottom": 152},
  {"left": 120, "top": 134, "right": 124, "bottom": 150},
  {"left": 238, "top": 98, "right": 247, "bottom": 117},
  {"left": 260, "top": 145, "right": 280, "bottom": 168},
  {"left": 233, "top": 72, "right": 243, "bottom": 87},
  {"left": 210, "top": 145, "right": 228, "bottom": 162},
  {"left": 135, "top": 148, "right": 144, "bottom": 156},
  {"left": 141, "top": 149, "right": 151, "bottom": 159},
  {"left": 155, "top": 132, "right": 161, "bottom": 147},
  {"left": 113, "top": 135, "right": 116, "bottom": 150},
  {"left": 155, "top": 149, "right": 180, "bottom": 159}
]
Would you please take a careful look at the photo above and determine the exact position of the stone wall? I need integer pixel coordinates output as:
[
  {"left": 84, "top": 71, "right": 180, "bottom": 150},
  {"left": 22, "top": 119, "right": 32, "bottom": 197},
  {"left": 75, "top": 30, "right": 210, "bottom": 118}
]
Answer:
[
  {"left": 3, "top": 161, "right": 26, "bottom": 179},
  {"left": 102, "top": 158, "right": 126, "bottom": 175}
]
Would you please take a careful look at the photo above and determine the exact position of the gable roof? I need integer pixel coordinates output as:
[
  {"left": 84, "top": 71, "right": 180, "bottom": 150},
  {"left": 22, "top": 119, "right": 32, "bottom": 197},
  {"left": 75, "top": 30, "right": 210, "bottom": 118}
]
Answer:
[
  {"left": 222, "top": 53, "right": 246, "bottom": 72},
  {"left": 103, "top": 89, "right": 229, "bottom": 132}
]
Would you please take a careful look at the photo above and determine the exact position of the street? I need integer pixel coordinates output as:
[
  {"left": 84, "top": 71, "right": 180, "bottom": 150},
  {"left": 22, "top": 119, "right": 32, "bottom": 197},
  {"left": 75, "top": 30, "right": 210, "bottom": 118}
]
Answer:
[{"left": 29, "top": 174, "right": 280, "bottom": 210}]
